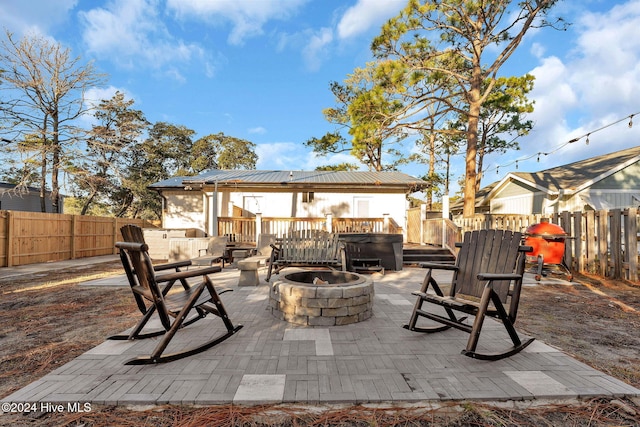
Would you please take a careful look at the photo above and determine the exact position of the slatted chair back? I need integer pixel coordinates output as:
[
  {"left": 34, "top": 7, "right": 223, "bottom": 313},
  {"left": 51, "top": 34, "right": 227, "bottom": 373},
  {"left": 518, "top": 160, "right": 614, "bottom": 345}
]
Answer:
[
  {"left": 255, "top": 233, "right": 277, "bottom": 256},
  {"left": 118, "top": 242, "right": 173, "bottom": 330},
  {"left": 453, "top": 229, "right": 523, "bottom": 304},
  {"left": 205, "top": 236, "right": 227, "bottom": 259},
  {"left": 279, "top": 231, "right": 339, "bottom": 263},
  {"left": 118, "top": 224, "right": 149, "bottom": 314},
  {"left": 121, "top": 224, "right": 146, "bottom": 245}
]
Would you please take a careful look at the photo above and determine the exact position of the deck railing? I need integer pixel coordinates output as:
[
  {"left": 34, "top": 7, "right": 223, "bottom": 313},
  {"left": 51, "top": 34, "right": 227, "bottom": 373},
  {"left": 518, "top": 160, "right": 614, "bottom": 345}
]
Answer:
[{"left": 218, "top": 215, "right": 402, "bottom": 243}]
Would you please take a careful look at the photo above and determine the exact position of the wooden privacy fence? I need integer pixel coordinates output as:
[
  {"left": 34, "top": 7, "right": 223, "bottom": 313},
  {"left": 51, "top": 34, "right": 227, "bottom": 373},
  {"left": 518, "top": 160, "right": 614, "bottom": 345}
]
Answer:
[
  {"left": 0, "top": 210, "right": 154, "bottom": 267},
  {"left": 424, "top": 209, "right": 640, "bottom": 282}
]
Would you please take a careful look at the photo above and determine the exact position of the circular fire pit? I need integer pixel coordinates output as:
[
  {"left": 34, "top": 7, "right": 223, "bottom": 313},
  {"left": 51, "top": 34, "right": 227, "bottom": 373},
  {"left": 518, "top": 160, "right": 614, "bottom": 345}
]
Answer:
[{"left": 269, "top": 270, "right": 374, "bottom": 326}]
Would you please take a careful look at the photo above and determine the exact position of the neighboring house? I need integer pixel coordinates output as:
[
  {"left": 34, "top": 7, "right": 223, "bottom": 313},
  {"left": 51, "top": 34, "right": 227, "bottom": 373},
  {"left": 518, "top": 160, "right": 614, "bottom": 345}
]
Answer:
[
  {"left": 453, "top": 145, "right": 640, "bottom": 215},
  {"left": 0, "top": 183, "right": 62, "bottom": 213},
  {"left": 150, "top": 169, "right": 426, "bottom": 235}
]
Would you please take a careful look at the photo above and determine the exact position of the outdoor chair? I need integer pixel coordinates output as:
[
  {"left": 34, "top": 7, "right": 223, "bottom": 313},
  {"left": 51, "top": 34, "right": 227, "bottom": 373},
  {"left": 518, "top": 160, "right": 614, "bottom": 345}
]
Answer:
[
  {"left": 266, "top": 231, "right": 345, "bottom": 282},
  {"left": 191, "top": 235, "right": 228, "bottom": 268},
  {"left": 110, "top": 240, "right": 242, "bottom": 365},
  {"left": 252, "top": 233, "right": 277, "bottom": 259},
  {"left": 404, "top": 229, "right": 535, "bottom": 360}
]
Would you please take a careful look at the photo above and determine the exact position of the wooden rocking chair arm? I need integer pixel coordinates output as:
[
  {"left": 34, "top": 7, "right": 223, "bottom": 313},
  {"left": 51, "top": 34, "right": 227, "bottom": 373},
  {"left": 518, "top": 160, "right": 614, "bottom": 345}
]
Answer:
[
  {"left": 419, "top": 262, "right": 459, "bottom": 271},
  {"left": 153, "top": 260, "right": 192, "bottom": 272},
  {"left": 477, "top": 273, "right": 522, "bottom": 281},
  {"left": 156, "top": 265, "right": 222, "bottom": 283}
]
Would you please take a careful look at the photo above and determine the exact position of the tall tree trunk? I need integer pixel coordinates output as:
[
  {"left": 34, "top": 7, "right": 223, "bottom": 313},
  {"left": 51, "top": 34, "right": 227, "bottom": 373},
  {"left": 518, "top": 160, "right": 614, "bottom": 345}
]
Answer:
[
  {"left": 427, "top": 133, "right": 436, "bottom": 210},
  {"left": 463, "top": 54, "right": 482, "bottom": 218},
  {"left": 39, "top": 151, "right": 47, "bottom": 212},
  {"left": 51, "top": 114, "right": 60, "bottom": 213}
]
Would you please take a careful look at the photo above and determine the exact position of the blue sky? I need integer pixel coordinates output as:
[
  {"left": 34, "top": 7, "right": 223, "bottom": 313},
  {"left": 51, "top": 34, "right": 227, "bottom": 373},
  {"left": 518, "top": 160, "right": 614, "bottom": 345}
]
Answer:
[{"left": 1, "top": 0, "right": 640, "bottom": 196}]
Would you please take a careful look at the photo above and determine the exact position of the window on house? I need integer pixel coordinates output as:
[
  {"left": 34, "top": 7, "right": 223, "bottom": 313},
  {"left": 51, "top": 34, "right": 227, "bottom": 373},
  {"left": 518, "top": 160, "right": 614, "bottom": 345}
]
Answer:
[{"left": 302, "top": 192, "right": 314, "bottom": 203}]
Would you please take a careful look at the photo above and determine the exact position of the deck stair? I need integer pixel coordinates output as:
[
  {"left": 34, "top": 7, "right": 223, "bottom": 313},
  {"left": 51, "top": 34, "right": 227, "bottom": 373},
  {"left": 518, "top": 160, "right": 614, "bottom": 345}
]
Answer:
[{"left": 402, "top": 245, "right": 455, "bottom": 266}]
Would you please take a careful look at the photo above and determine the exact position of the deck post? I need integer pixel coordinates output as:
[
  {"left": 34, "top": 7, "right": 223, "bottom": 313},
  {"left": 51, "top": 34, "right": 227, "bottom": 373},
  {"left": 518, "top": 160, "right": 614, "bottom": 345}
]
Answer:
[
  {"left": 325, "top": 213, "right": 333, "bottom": 233},
  {"left": 420, "top": 203, "right": 426, "bottom": 245},
  {"left": 255, "top": 213, "right": 262, "bottom": 239}
]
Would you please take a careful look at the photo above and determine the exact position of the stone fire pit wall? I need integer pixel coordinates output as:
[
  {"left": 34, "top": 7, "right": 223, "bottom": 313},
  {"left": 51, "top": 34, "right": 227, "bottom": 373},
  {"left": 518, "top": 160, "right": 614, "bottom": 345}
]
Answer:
[{"left": 269, "top": 271, "right": 374, "bottom": 326}]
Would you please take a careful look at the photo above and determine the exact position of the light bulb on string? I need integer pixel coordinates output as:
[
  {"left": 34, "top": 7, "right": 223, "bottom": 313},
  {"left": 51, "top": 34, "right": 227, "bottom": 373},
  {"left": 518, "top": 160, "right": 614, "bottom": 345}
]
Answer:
[{"left": 486, "top": 110, "right": 640, "bottom": 178}]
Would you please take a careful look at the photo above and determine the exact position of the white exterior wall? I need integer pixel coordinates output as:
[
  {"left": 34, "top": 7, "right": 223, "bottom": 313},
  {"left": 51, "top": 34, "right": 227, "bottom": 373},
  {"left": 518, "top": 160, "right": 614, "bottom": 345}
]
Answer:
[
  {"left": 162, "top": 189, "right": 409, "bottom": 231},
  {"left": 163, "top": 191, "right": 206, "bottom": 231}
]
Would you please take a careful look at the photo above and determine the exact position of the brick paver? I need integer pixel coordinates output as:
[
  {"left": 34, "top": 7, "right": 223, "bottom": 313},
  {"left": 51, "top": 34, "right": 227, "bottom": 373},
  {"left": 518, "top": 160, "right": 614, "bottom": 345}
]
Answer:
[{"left": 2, "top": 264, "right": 639, "bottom": 406}]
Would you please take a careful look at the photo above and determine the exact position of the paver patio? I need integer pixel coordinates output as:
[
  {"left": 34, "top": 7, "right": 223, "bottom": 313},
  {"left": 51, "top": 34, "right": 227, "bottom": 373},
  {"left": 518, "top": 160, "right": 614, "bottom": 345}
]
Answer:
[{"left": 2, "top": 260, "right": 639, "bottom": 406}]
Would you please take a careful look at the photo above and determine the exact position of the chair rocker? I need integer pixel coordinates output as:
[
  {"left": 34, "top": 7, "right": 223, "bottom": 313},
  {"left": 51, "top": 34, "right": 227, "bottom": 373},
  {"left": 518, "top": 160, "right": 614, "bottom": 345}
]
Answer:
[
  {"left": 404, "top": 229, "right": 535, "bottom": 361},
  {"left": 110, "top": 241, "right": 242, "bottom": 365}
]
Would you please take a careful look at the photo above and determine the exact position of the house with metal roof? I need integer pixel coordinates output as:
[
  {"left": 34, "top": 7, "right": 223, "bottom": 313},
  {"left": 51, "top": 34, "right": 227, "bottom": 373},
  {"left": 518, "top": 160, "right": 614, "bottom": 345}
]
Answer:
[
  {"left": 150, "top": 170, "right": 426, "bottom": 236},
  {"left": 457, "top": 146, "right": 640, "bottom": 215},
  {"left": 0, "top": 183, "right": 62, "bottom": 213}
]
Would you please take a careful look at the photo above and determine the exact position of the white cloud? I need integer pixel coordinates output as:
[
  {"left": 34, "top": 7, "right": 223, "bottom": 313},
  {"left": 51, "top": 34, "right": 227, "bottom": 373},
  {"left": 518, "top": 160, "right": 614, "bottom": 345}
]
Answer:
[
  {"left": 567, "top": 1, "right": 640, "bottom": 114},
  {"left": 79, "top": 86, "right": 135, "bottom": 128},
  {"left": 256, "top": 142, "right": 306, "bottom": 170},
  {"left": 256, "top": 141, "right": 362, "bottom": 171},
  {"left": 302, "top": 28, "right": 334, "bottom": 71},
  {"left": 248, "top": 126, "right": 267, "bottom": 135},
  {"left": 336, "top": 0, "right": 405, "bottom": 39},
  {"left": 492, "top": 0, "right": 640, "bottom": 175},
  {"left": 0, "top": 0, "right": 77, "bottom": 36},
  {"left": 79, "top": 0, "right": 209, "bottom": 78},
  {"left": 166, "top": 0, "right": 307, "bottom": 45}
]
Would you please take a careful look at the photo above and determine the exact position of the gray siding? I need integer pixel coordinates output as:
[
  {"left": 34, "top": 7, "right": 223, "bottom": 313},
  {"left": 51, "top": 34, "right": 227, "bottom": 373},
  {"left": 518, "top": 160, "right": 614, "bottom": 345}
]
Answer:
[{"left": 591, "top": 162, "right": 640, "bottom": 190}]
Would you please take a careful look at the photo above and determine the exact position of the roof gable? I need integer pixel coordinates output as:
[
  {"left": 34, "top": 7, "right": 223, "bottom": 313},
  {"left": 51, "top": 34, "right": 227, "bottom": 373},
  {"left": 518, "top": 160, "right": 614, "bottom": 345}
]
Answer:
[
  {"left": 478, "top": 146, "right": 640, "bottom": 205},
  {"left": 509, "top": 146, "right": 640, "bottom": 194}
]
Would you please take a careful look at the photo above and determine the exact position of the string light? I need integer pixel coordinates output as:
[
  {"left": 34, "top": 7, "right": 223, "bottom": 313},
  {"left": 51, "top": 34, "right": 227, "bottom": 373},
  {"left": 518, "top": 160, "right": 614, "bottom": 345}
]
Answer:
[{"left": 484, "top": 111, "right": 640, "bottom": 175}]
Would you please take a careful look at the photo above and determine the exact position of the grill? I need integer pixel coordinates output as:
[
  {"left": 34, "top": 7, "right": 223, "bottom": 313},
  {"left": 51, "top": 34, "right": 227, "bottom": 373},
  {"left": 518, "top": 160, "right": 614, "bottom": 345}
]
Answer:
[{"left": 524, "top": 222, "right": 573, "bottom": 281}]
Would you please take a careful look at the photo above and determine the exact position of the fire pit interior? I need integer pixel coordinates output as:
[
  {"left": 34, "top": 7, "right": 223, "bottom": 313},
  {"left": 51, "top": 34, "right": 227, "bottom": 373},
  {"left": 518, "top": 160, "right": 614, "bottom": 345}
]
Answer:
[{"left": 269, "top": 270, "right": 374, "bottom": 326}]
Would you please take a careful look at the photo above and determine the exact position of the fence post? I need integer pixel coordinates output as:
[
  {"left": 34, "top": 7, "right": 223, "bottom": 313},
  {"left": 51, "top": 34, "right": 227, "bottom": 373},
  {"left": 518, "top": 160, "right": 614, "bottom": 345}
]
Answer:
[
  {"left": 383, "top": 213, "right": 390, "bottom": 233},
  {"left": 6, "top": 210, "right": 13, "bottom": 267},
  {"left": 626, "top": 208, "right": 638, "bottom": 282},
  {"left": 610, "top": 209, "right": 622, "bottom": 279},
  {"left": 113, "top": 218, "right": 118, "bottom": 255},
  {"left": 325, "top": 213, "right": 333, "bottom": 233},
  {"left": 71, "top": 215, "right": 77, "bottom": 260},
  {"left": 255, "top": 213, "right": 262, "bottom": 239},
  {"left": 573, "top": 212, "right": 583, "bottom": 274},
  {"left": 420, "top": 204, "right": 426, "bottom": 244},
  {"left": 598, "top": 210, "right": 609, "bottom": 276}
]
